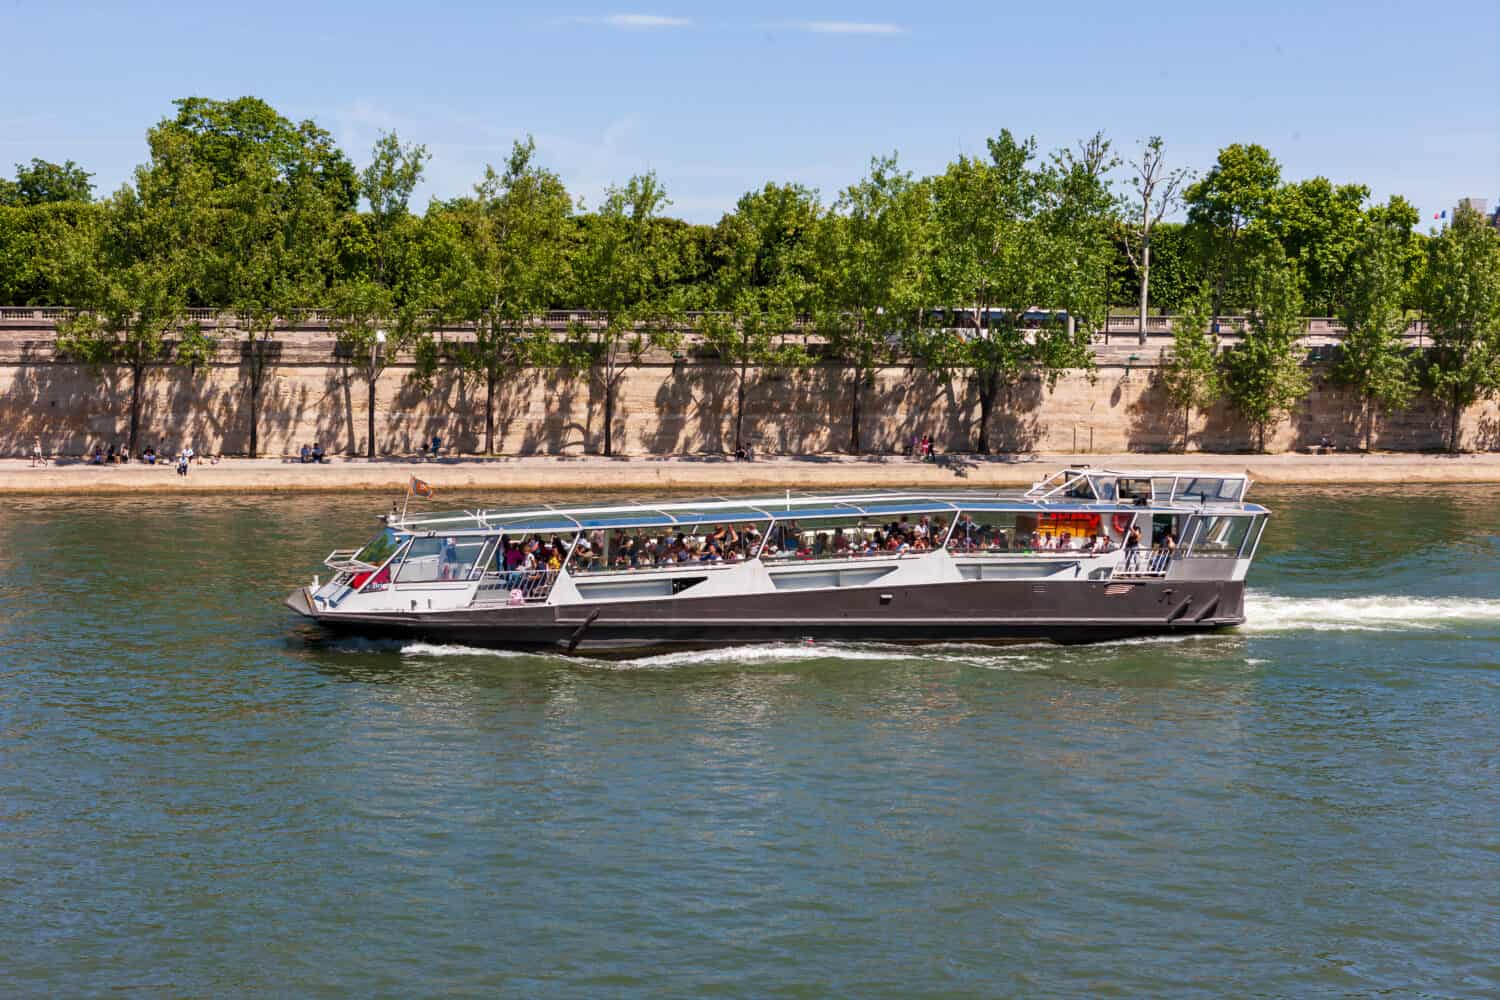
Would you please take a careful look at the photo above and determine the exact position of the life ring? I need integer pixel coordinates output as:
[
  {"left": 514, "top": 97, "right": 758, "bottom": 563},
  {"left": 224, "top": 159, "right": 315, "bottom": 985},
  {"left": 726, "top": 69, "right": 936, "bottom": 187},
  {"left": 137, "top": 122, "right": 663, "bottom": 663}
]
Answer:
[{"left": 1112, "top": 514, "right": 1133, "bottom": 536}]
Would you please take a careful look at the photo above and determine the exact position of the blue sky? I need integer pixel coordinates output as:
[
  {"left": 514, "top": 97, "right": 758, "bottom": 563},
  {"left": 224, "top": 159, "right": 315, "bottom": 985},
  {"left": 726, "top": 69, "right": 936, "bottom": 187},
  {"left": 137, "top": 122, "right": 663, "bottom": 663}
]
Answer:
[{"left": 4, "top": 1, "right": 1496, "bottom": 222}]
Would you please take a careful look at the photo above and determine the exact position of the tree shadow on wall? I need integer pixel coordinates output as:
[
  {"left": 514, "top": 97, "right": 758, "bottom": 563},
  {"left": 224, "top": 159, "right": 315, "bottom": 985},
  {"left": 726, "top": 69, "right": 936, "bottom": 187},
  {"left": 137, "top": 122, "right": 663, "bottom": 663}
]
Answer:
[
  {"left": 979, "top": 376, "right": 1044, "bottom": 454},
  {"left": 1475, "top": 414, "right": 1500, "bottom": 452},
  {"left": 741, "top": 366, "right": 845, "bottom": 455},
  {"left": 517, "top": 369, "right": 588, "bottom": 455},
  {"left": 1287, "top": 372, "right": 1362, "bottom": 452},
  {"left": 648, "top": 364, "right": 734, "bottom": 455}
]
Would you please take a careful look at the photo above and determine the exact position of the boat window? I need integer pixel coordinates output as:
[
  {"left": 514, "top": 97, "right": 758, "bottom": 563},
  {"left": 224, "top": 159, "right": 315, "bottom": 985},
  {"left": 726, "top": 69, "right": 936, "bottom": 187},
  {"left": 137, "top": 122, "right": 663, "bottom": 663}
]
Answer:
[
  {"left": 1180, "top": 515, "right": 1254, "bottom": 557},
  {"left": 1174, "top": 477, "right": 1246, "bottom": 503},
  {"left": 354, "top": 527, "right": 406, "bottom": 568},
  {"left": 568, "top": 520, "right": 765, "bottom": 572},
  {"left": 767, "top": 512, "right": 948, "bottom": 560},
  {"left": 395, "top": 535, "right": 488, "bottom": 583}
]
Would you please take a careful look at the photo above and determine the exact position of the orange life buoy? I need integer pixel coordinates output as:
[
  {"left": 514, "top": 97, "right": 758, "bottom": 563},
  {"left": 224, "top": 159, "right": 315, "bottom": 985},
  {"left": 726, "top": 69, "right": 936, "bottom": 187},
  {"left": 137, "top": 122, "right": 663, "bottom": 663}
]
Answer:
[{"left": 1112, "top": 514, "right": 1133, "bottom": 536}]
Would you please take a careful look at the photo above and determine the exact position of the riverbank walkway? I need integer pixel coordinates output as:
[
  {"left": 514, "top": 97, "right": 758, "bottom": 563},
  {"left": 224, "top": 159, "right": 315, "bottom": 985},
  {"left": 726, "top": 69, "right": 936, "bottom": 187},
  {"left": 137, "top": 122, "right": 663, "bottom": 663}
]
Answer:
[{"left": 5, "top": 452, "right": 1500, "bottom": 495}]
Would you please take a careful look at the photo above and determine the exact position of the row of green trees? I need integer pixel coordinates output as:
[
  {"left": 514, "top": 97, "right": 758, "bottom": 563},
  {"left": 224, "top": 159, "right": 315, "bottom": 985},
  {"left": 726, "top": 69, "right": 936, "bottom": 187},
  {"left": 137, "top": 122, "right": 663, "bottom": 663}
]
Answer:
[
  {"left": 1161, "top": 202, "right": 1500, "bottom": 452},
  {"left": 3, "top": 97, "right": 1498, "bottom": 455}
]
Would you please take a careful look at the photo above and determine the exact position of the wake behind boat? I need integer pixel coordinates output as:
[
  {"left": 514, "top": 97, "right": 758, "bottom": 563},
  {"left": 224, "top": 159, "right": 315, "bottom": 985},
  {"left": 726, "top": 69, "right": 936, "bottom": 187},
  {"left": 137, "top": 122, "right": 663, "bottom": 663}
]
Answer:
[{"left": 285, "top": 467, "right": 1269, "bottom": 655}]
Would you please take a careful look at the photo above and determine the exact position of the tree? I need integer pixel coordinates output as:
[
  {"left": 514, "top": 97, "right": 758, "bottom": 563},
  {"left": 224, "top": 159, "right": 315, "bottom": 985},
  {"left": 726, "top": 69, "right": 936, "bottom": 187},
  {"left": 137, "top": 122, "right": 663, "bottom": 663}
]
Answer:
[
  {"left": 1, "top": 158, "right": 95, "bottom": 206},
  {"left": 328, "top": 277, "right": 396, "bottom": 458},
  {"left": 814, "top": 154, "right": 929, "bottom": 454},
  {"left": 566, "top": 172, "right": 685, "bottom": 456},
  {"left": 137, "top": 98, "right": 345, "bottom": 454},
  {"left": 1422, "top": 204, "right": 1500, "bottom": 452},
  {"left": 1120, "top": 137, "right": 1190, "bottom": 344},
  {"left": 1159, "top": 285, "right": 1221, "bottom": 451},
  {"left": 1184, "top": 144, "right": 1282, "bottom": 320},
  {"left": 918, "top": 133, "right": 1109, "bottom": 453},
  {"left": 1266, "top": 176, "right": 1370, "bottom": 315},
  {"left": 220, "top": 158, "right": 339, "bottom": 456},
  {"left": 327, "top": 132, "right": 434, "bottom": 458},
  {"left": 147, "top": 96, "right": 357, "bottom": 215},
  {"left": 54, "top": 186, "right": 216, "bottom": 452},
  {"left": 1222, "top": 247, "right": 1310, "bottom": 451},
  {"left": 1332, "top": 197, "right": 1420, "bottom": 450},
  {"left": 359, "top": 131, "right": 429, "bottom": 286},
  {"left": 702, "top": 182, "right": 820, "bottom": 452},
  {"left": 439, "top": 138, "right": 573, "bottom": 454}
]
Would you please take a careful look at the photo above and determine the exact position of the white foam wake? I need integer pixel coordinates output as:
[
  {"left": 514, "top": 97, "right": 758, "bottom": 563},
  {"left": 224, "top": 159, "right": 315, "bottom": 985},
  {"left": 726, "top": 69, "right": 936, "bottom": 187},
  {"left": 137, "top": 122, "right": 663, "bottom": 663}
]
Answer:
[
  {"left": 1243, "top": 594, "right": 1500, "bottom": 632},
  {"left": 399, "top": 639, "right": 1050, "bottom": 672}
]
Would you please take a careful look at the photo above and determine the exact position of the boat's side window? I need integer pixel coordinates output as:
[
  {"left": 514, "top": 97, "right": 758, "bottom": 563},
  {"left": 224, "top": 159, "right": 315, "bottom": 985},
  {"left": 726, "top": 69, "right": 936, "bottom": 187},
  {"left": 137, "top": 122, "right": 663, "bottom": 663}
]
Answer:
[
  {"left": 395, "top": 536, "right": 487, "bottom": 583},
  {"left": 354, "top": 527, "right": 404, "bottom": 568},
  {"left": 950, "top": 511, "right": 1020, "bottom": 552},
  {"left": 1180, "top": 515, "right": 1253, "bottom": 557}
]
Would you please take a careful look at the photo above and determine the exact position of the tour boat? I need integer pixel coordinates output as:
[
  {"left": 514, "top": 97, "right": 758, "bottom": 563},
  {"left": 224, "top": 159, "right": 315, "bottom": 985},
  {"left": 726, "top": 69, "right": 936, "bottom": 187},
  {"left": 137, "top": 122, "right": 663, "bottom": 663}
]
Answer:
[{"left": 285, "top": 468, "right": 1269, "bottom": 654}]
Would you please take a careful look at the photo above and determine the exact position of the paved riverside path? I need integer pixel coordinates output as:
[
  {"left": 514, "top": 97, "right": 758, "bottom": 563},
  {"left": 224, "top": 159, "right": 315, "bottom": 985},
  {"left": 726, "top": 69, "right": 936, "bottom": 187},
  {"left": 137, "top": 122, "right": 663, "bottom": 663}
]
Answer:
[{"left": 4, "top": 452, "right": 1500, "bottom": 495}]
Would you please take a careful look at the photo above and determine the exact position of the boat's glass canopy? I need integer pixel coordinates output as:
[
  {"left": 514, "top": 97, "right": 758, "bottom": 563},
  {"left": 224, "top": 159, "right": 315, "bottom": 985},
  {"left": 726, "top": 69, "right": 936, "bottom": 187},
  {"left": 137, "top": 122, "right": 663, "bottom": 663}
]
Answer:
[{"left": 388, "top": 472, "right": 1265, "bottom": 537}]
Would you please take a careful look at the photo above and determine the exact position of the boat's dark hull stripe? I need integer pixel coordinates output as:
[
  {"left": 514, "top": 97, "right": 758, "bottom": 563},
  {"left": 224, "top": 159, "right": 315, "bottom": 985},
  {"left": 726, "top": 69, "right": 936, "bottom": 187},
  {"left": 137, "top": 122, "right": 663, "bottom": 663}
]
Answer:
[{"left": 291, "top": 579, "right": 1245, "bottom": 653}]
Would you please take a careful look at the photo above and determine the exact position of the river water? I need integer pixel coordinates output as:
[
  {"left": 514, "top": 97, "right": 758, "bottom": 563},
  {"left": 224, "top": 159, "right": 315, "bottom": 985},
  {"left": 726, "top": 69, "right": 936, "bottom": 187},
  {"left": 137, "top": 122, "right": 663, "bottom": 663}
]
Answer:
[{"left": 3, "top": 487, "right": 1497, "bottom": 997}]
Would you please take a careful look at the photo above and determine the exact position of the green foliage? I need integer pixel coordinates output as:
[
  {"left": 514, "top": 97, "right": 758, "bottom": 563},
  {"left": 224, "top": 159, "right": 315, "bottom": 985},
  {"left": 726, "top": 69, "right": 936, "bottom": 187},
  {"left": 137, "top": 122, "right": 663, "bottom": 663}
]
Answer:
[
  {"left": 52, "top": 185, "right": 217, "bottom": 449},
  {"left": 147, "top": 96, "right": 357, "bottom": 212},
  {"left": 1332, "top": 197, "right": 1420, "bottom": 448},
  {"left": 1159, "top": 285, "right": 1222, "bottom": 450},
  {"left": 435, "top": 137, "right": 574, "bottom": 452},
  {"left": 1263, "top": 176, "right": 1370, "bottom": 314},
  {"left": 1222, "top": 247, "right": 1310, "bottom": 450},
  {"left": 915, "top": 132, "right": 1110, "bottom": 452},
  {"left": 0, "top": 202, "right": 103, "bottom": 303},
  {"left": 702, "top": 182, "right": 821, "bottom": 448},
  {"left": 1421, "top": 205, "right": 1500, "bottom": 451},
  {"left": 1, "top": 158, "right": 95, "bottom": 206},
  {"left": 564, "top": 170, "right": 688, "bottom": 455},
  {"left": 1184, "top": 143, "right": 1282, "bottom": 316},
  {"left": 814, "top": 153, "right": 930, "bottom": 453}
]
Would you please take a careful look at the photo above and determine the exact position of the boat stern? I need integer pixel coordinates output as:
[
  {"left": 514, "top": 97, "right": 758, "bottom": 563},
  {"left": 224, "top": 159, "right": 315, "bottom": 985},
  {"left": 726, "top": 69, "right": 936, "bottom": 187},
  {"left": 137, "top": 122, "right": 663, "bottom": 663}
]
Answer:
[{"left": 285, "top": 586, "right": 318, "bottom": 618}]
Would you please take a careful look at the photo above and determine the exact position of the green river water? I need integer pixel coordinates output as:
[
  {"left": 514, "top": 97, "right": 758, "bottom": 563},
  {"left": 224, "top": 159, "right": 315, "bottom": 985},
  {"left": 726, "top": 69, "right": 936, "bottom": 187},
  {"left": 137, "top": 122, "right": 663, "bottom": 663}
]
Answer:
[{"left": 2, "top": 486, "right": 1497, "bottom": 997}]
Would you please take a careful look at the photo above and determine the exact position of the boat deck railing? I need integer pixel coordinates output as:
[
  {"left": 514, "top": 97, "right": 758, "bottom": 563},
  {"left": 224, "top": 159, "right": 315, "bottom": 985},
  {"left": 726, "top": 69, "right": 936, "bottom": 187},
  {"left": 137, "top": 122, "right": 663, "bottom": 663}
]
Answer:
[
  {"left": 323, "top": 549, "right": 380, "bottom": 573},
  {"left": 472, "top": 569, "right": 560, "bottom": 605},
  {"left": 1113, "top": 548, "right": 1173, "bottom": 578}
]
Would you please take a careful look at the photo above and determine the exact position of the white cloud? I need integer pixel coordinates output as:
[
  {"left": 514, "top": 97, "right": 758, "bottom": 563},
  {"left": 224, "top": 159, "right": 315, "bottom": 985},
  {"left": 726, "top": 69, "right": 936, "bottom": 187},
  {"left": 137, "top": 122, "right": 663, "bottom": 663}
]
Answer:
[
  {"left": 796, "top": 20, "right": 905, "bottom": 36},
  {"left": 567, "top": 13, "right": 691, "bottom": 28}
]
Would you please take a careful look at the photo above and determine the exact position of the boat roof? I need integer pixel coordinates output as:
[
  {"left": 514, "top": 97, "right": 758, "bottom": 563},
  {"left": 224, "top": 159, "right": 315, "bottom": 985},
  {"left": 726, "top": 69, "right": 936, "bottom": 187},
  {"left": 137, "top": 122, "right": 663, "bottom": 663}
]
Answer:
[{"left": 386, "top": 469, "right": 1266, "bottom": 536}]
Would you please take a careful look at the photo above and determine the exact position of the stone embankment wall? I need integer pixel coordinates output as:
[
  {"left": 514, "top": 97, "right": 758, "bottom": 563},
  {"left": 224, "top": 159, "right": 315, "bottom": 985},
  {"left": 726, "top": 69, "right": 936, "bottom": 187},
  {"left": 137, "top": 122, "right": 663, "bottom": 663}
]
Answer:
[{"left": 2, "top": 328, "right": 1498, "bottom": 456}]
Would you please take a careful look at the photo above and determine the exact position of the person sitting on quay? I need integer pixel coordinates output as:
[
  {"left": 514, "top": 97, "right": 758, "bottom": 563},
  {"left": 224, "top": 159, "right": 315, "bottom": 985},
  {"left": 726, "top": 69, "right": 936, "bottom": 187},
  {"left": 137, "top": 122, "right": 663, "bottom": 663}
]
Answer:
[
  {"left": 300, "top": 443, "right": 312, "bottom": 464},
  {"left": 90, "top": 444, "right": 105, "bottom": 465},
  {"left": 311, "top": 442, "right": 327, "bottom": 464},
  {"left": 142, "top": 445, "right": 157, "bottom": 465},
  {"left": 176, "top": 446, "right": 192, "bottom": 477}
]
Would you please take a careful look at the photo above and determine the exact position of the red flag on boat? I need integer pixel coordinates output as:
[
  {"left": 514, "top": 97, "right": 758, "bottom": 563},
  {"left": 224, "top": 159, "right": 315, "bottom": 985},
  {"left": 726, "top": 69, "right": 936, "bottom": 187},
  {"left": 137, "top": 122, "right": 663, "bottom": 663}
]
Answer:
[{"left": 409, "top": 476, "right": 434, "bottom": 499}]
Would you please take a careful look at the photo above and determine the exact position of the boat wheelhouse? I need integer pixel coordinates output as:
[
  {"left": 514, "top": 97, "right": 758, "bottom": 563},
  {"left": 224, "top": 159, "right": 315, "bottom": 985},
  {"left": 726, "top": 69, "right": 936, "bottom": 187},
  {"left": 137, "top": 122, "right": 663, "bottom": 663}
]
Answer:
[{"left": 285, "top": 467, "right": 1269, "bottom": 654}]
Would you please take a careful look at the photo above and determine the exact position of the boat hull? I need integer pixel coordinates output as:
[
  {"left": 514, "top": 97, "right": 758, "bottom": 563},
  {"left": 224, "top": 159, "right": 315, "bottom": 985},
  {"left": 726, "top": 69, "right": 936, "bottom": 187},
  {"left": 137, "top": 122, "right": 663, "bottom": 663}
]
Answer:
[{"left": 288, "top": 578, "right": 1246, "bottom": 656}]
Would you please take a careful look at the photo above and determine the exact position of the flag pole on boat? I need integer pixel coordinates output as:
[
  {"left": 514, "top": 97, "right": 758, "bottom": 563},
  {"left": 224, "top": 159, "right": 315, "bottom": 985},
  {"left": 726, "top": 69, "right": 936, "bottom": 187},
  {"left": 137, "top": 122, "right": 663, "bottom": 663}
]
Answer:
[{"left": 403, "top": 475, "right": 434, "bottom": 519}]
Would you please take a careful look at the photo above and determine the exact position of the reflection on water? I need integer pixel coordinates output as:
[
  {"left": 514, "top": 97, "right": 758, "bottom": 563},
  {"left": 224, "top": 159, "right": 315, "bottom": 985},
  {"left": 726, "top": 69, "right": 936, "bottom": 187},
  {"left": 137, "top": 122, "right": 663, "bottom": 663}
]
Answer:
[{"left": 2, "top": 487, "right": 1498, "bottom": 996}]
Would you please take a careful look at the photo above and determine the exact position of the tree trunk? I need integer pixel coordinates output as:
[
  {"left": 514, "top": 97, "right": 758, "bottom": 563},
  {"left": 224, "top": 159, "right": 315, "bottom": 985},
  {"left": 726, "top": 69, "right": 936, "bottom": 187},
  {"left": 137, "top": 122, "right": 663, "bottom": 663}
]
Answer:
[
  {"left": 366, "top": 373, "right": 377, "bottom": 459},
  {"left": 128, "top": 360, "right": 144, "bottom": 454},
  {"left": 1450, "top": 390, "right": 1463, "bottom": 453},
  {"left": 734, "top": 355, "right": 747, "bottom": 453},
  {"left": 1137, "top": 240, "right": 1151, "bottom": 346},
  {"left": 975, "top": 368, "right": 1000, "bottom": 455},
  {"left": 1365, "top": 396, "right": 1375, "bottom": 453},
  {"left": 849, "top": 366, "right": 863, "bottom": 455},
  {"left": 1181, "top": 402, "right": 1191, "bottom": 454},
  {"left": 603, "top": 373, "right": 616, "bottom": 457},
  {"left": 248, "top": 343, "right": 262, "bottom": 459},
  {"left": 485, "top": 367, "right": 497, "bottom": 455}
]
